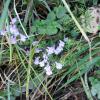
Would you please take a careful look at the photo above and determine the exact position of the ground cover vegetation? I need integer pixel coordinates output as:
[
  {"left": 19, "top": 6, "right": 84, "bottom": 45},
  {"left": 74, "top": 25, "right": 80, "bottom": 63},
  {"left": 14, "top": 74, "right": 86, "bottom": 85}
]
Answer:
[{"left": 0, "top": 0, "right": 100, "bottom": 100}]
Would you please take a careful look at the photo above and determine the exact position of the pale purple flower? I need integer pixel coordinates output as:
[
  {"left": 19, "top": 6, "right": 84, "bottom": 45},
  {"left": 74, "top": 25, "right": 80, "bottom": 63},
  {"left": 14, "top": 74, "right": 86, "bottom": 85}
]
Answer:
[
  {"left": 44, "top": 63, "right": 52, "bottom": 75},
  {"left": 54, "top": 40, "right": 65, "bottom": 55},
  {"left": 59, "top": 40, "right": 65, "bottom": 47},
  {"left": 54, "top": 46, "right": 63, "bottom": 55},
  {"left": 39, "top": 60, "right": 45, "bottom": 67},
  {"left": 43, "top": 53, "right": 48, "bottom": 62},
  {"left": 11, "top": 18, "right": 17, "bottom": 24},
  {"left": 46, "top": 46, "right": 55, "bottom": 55},
  {"left": 20, "top": 34, "right": 27, "bottom": 42},
  {"left": 35, "top": 48, "right": 42, "bottom": 53},
  {"left": 26, "top": 50, "right": 30, "bottom": 56},
  {"left": 32, "top": 41, "right": 39, "bottom": 46},
  {"left": 55, "top": 62, "right": 63, "bottom": 69},
  {"left": 24, "top": 47, "right": 30, "bottom": 56},
  {"left": 9, "top": 25, "right": 20, "bottom": 36},
  {"left": 0, "top": 30, "right": 6, "bottom": 36},
  {"left": 34, "top": 57, "right": 40, "bottom": 65},
  {"left": 10, "top": 35, "right": 17, "bottom": 44}
]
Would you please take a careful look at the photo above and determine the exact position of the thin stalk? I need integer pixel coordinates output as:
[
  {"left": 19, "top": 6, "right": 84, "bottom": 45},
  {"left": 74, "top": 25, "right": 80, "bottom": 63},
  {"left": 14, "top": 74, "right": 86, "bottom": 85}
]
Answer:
[
  {"left": 6, "top": 17, "right": 13, "bottom": 62},
  {"left": 76, "top": 61, "right": 93, "bottom": 100},
  {"left": 26, "top": 46, "right": 35, "bottom": 98},
  {"left": 31, "top": 66, "right": 53, "bottom": 100},
  {"left": 15, "top": 45, "right": 43, "bottom": 97},
  {"left": 42, "top": 0, "right": 51, "bottom": 12},
  {"left": 7, "top": 82, "right": 10, "bottom": 100},
  {"left": 0, "top": 38, "right": 4, "bottom": 64},
  {"left": 14, "top": 0, "right": 29, "bottom": 38},
  {"left": 61, "top": 0, "right": 92, "bottom": 60}
]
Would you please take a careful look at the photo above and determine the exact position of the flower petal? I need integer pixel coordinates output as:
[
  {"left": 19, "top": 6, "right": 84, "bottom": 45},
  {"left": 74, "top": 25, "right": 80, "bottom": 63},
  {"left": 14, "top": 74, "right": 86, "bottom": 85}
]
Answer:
[
  {"left": 34, "top": 57, "right": 40, "bottom": 65},
  {"left": 39, "top": 60, "right": 45, "bottom": 67},
  {"left": 55, "top": 62, "right": 63, "bottom": 69},
  {"left": 59, "top": 40, "right": 65, "bottom": 47},
  {"left": 46, "top": 46, "right": 55, "bottom": 55},
  {"left": 20, "top": 34, "right": 27, "bottom": 42},
  {"left": 44, "top": 64, "right": 52, "bottom": 75},
  {"left": 10, "top": 36, "right": 17, "bottom": 44}
]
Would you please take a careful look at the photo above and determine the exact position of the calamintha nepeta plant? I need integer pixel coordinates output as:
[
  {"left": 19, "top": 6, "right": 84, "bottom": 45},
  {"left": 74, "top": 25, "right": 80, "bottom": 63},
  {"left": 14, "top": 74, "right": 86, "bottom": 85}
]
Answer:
[
  {"left": 33, "top": 39, "right": 67, "bottom": 75},
  {"left": 0, "top": 17, "right": 67, "bottom": 76}
]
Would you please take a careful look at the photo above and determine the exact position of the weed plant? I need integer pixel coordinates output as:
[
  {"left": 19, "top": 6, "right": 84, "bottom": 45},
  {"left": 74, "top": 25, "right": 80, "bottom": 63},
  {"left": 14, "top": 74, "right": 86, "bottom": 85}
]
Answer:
[{"left": 0, "top": 0, "right": 100, "bottom": 100}]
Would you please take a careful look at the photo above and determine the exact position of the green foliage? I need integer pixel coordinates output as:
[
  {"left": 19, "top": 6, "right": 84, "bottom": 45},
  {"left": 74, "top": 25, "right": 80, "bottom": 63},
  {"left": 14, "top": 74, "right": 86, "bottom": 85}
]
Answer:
[
  {"left": 89, "top": 76, "right": 100, "bottom": 99},
  {"left": 31, "top": 5, "right": 71, "bottom": 35},
  {"left": 31, "top": 19, "right": 61, "bottom": 35},
  {"left": 76, "top": 0, "right": 85, "bottom": 4},
  {"left": 0, "top": 0, "right": 100, "bottom": 99},
  {"left": 47, "top": 11, "right": 56, "bottom": 21},
  {"left": 54, "top": 5, "right": 67, "bottom": 18},
  {"left": 93, "top": 0, "right": 98, "bottom": 5}
]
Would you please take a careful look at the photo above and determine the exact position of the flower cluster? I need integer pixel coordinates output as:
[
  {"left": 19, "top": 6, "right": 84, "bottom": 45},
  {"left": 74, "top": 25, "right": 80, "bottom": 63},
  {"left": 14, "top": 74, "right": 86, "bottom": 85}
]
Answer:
[
  {"left": 46, "top": 40, "right": 65, "bottom": 55},
  {"left": 0, "top": 18, "right": 27, "bottom": 44},
  {"left": 33, "top": 40, "right": 66, "bottom": 76},
  {"left": 0, "top": 17, "right": 67, "bottom": 76}
]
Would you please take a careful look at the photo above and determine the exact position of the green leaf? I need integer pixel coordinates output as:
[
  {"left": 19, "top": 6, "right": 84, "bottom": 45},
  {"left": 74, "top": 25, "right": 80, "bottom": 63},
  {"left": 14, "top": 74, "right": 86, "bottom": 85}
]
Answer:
[
  {"left": 71, "top": 30, "right": 79, "bottom": 38},
  {"left": 38, "top": 41, "right": 46, "bottom": 48},
  {"left": 38, "top": 27, "right": 46, "bottom": 34},
  {"left": 93, "top": 0, "right": 98, "bottom": 5},
  {"left": 54, "top": 5, "right": 66, "bottom": 18},
  {"left": 47, "top": 11, "right": 56, "bottom": 21},
  {"left": 52, "top": 21, "right": 62, "bottom": 30},
  {"left": 58, "top": 14, "right": 71, "bottom": 25},
  {"left": 76, "top": 0, "right": 85, "bottom": 4},
  {"left": 46, "top": 25, "right": 58, "bottom": 35},
  {"left": 34, "top": 20, "right": 46, "bottom": 27}
]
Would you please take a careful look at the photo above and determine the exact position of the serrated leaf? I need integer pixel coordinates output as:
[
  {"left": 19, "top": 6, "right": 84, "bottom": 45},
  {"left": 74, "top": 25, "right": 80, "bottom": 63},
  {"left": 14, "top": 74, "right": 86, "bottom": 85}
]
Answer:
[
  {"left": 54, "top": 5, "right": 66, "bottom": 18},
  {"left": 46, "top": 25, "right": 58, "bottom": 35},
  {"left": 58, "top": 14, "right": 71, "bottom": 24},
  {"left": 52, "top": 21, "right": 62, "bottom": 30},
  {"left": 47, "top": 11, "right": 56, "bottom": 21},
  {"left": 38, "top": 27, "right": 46, "bottom": 34},
  {"left": 34, "top": 20, "right": 41, "bottom": 26}
]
